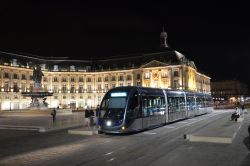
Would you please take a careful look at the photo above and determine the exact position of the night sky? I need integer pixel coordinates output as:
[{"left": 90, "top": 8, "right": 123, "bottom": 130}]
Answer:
[{"left": 0, "top": 1, "right": 249, "bottom": 87}]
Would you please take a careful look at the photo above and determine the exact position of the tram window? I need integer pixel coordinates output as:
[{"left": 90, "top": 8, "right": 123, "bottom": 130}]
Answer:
[
  {"left": 142, "top": 95, "right": 165, "bottom": 116},
  {"left": 168, "top": 97, "right": 185, "bottom": 112},
  {"left": 127, "top": 92, "right": 140, "bottom": 118},
  {"left": 109, "top": 98, "right": 126, "bottom": 108},
  {"left": 196, "top": 97, "right": 205, "bottom": 108},
  {"left": 187, "top": 96, "right": 195, "bottom": 110}
]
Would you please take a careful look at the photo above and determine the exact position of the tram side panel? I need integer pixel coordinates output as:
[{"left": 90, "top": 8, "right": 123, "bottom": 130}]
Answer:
[
  {"left": 141, "top": 91, "right": 166, "bottom": 129},
  {"left": 124, "top": 90, "right": 143, "bottom": 132},
  {"left": 167, "top": 91, "right": 187, "bottom": 122},
  {"left": 186, "top": 93, "right": 196, "bottom": 118}
]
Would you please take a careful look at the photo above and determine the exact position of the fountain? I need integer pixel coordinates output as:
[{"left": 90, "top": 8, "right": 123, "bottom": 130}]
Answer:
[{"left": 22, "top": 65, "right": 53, "bottom": 109}]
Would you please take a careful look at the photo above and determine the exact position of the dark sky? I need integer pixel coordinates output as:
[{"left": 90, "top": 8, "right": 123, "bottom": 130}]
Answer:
[{"left": 0, "top": 1, "right": 249, "bottom": 86}]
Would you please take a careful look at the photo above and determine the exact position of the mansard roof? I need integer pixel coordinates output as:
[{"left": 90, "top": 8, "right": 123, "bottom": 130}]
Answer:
[{"left": 0, "top": 49, "right": 197, "bottom": 71}]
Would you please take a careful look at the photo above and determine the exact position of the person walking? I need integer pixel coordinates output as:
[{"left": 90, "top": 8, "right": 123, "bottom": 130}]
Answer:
[
  {"left": 235, "top": 106, "right": 240, "bottom": 122},
  {"left": 89, "top": 108, "right": 94, "bottom": 127},
  {"left": 95, "top": 104, "right": 100, "bottom": 127},
  {"left": 51, "top": 108, "right": 57, "bottom": 123},
  {"left": 85, "top": 107, "right": 90, "bottom": 127}
]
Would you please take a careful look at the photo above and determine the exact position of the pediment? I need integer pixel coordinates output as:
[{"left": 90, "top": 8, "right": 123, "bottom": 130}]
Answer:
[{"left": 141, "top": 60, "right": 168, "bottom": 68}]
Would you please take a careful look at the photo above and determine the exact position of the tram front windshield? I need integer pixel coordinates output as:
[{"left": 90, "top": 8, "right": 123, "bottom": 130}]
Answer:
[{"left": 100, "top": 93, "right": 127, "bottom": 120}]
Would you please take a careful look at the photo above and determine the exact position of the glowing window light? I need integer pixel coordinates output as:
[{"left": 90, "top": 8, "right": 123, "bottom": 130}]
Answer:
[{"left": 111, "top": 92, "right": 127, "bottom": 97}]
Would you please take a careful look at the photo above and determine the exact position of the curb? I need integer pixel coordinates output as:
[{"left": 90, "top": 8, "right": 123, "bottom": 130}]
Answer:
[
  {"left": 186, "top": 135, "right": 233, "bottom": 144},
  {"left": 0, "top": 124, "right": 84, "bottom": 133},
  {"left": 42, "top": 124, "right": 84, "bottom": 133}
]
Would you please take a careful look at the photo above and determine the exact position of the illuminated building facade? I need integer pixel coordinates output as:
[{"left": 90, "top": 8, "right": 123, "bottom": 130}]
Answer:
[
  {"left": 0, "top": 31, "right": 211, "bottom": 110},
  {"left": 211, "top": 80, "right": 248, "bottom": 102}
]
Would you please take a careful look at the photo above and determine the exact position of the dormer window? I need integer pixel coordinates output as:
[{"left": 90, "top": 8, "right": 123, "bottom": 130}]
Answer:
[
  {"left": 53, "top": 65, "right": 58, "bottom": 71},
  {"left": 70, "top": 65, "right": 75, "bottom": 71}
]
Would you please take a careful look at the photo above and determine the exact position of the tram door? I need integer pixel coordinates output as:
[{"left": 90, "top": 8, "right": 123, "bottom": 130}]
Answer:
[
  {"left": 141, "top": 94, "right": 165, "bottom": 128},
  {"left": 126, "top": 91, "right": 143, "bottom": 131},
  {"left": 142, "top": 94, "right": 150, "bottom": 129}
]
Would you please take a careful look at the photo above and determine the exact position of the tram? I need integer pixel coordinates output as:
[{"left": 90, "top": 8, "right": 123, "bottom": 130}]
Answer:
[{"left": 98, "top": 86, "right": 213, "bottom": 134}]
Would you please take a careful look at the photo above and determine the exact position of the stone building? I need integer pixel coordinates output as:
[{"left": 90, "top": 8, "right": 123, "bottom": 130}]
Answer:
[
  {"left": 0, "top": 30, "right": 211, "bottom": 110},
  {"left": 211, "top": 80, "right": 248, "bottom": 102}
]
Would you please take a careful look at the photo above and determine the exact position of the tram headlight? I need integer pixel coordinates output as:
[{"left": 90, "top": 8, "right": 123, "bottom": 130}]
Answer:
[
  {"left": 106, "top": 121, "right": 112, "bottom": 126},
  {"left": 121, "top": 126, "right": 125, "bottom": 130}
]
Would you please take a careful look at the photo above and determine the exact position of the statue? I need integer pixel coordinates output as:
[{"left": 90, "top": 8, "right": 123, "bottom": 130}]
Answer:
[{"left": 33, "top": 66, "right": 44, "bottom": 84}]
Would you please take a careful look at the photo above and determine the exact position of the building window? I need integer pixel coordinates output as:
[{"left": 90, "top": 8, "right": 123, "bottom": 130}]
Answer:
[
  {"left": 4, "top": 73, "right": 9, "bottom": 79},
  {"left": 145, "top": 82, "right": 150, "bottom": 87},
  {"left": 53, "top": 77, "right": 58, "bottom": 82},
  {"left": 87, "top": 77, "right": 92, "bottom": 82},
  {"left": 161, "top": 71, "right": 168, "bottom": 78},
  {"left": 63, "top": 96, "right": 66, "bottom": 99},
  {"left": 98, "top": 84, "right": 102, "bottom": 91},
  {"left": 62, "top": 85, "right": 67, "bottom": 93},
  {"left": 71, "top": 77, "right": 75, "bottom": 82},
  {"left": 21, "top": 83, "right": 26, "bottom": 92},
  {"left": 62, "top": 77, "right": 67, "bottom": 82},
  {"left": 128, "top": 83, "right": 131, "bottom": 86},
  {"left": 87, "top": 85, "right": 92, "bottom": 92},
  {"left": 97, "top": 77, "right": 102, "bottom": 82},
  {"left": 54, "top": 96, "right": 58, "bottom": 99},
  {"left": 79, "top": 85, "right": 83, "bottom": 93},
  {"left": 22, "top": 74, "right": 26, "bottom": 80},
  {"left": 70, "top": 85, "right": 75, "bottom": 93},
  {"left": 112, "top": 84, "right": 116, "bottom": 88},
  {"left": 126, "top": 75, "right": 131, "bottom": 80},
  {"left": 137, "top": 81, "right": 141, "bottom": 86},
  {"left": 13, "top": 82, "right": 19, "bottom": 92},
  {"left": 119, "top": 75, "right": 124, "bottom": 81},
  {"left": 144, "top": 72, "right": 150, "bottom": 79},
  {"left": 53, "top": 65, "right": 58, "bottom": 71},
  {"left": 104, "top": 76, "right": 109, "bottom": 82},
  {"left": 43, "top": 77, "right": 47, "bottom": 82},
  {"left": 154, "top": 81, "right": 158, "bottom": 88},
  {"left": 174, "top": 80, "right": 179, "bottom": 88},
  {"left": 53, "top": 85, "right": 58, "bottom": 93},
  {"left": 174, "top": 71, "right": 179, "bottom": 77},
  {"left": 105, "top": 84, "right": 109, "bottom": 91},
  {"left": 79, "top": 77, "right": 83, "bottom": 82},
  {"left": 80, "top": 96, "right": 83, "bottom": 99},
  {"left": 13, "top": 74, "right": 18, "bottom": 79},
  {"left": 111, "top": 76, "right": 116, "bottom": 81},
  {"left": 119, "top": 83, "right": 123, "bottom": 87},
  {"left": 30, "top": 75, "right": 33, "bottom": 80},
  {"left": 136, "top": 74, "right": 140, "bottom": 80},
  {"left": 70, "top": 65, "right": 75, "bottom": 71}
]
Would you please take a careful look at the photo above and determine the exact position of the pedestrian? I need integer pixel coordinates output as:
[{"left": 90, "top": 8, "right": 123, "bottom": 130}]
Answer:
[
  {"left": 89, "top": 108, "right": 94, "bottom": 127},
  {"left": 95, "top": 104, "right": 100, "bottom": 127},
  {"left": 85, "top": 107, "right": 90, "bottom": 127},
  {"left": 51, "top": 108, "right": 57, "bottom": 123},
  {"left": 235, "top": 106, "right": 240, "bottom": 122}
]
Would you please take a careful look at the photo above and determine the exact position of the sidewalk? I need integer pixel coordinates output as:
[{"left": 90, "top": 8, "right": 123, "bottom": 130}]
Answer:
[{"left": 0, "top": 111, "right": 86, "bottom": 132}]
